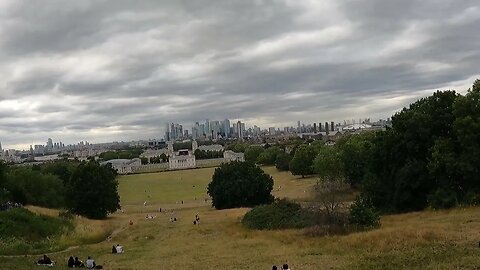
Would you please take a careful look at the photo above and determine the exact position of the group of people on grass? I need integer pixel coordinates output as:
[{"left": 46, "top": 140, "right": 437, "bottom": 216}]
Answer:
[
  {"left": 193, "top": 214, "right": 200, "bottom": 225},
  {"left": 67, "top": 255, "right": 98, "bottom": 269},
  {"left": 272, "top": 263, "right": 290, "bottom": 270},
  {"left": 37, "top": 254, "right": 100, "bottom": 269}
]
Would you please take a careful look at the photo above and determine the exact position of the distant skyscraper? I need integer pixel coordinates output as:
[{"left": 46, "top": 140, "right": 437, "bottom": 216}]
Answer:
[
  {"left": 223, "top": 119, "right": 231, "bottom": 138},
  {"left": 318, "top": 123, "right": 322, "bottom": 132},
  {"left": 236, "top": 121, "right": 244, "bottom": 140},
  {"left": 331, "top": 121, "right": 335, "bottom": 132},
  {"left": 47, "top": 138, "right": 53, "bottom": 149},
  {"left": 313, "top": 123, "right": 317, "bottom": 133},
  {"left": 204, "top": 119, "right": 210, "bottom": 138},
  {"left": 325, "top": 122, "right": 329, "bottom": 134}
]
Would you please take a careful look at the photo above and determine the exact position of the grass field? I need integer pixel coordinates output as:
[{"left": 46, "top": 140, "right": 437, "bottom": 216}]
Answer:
[{"left": 2, "top": 167, "right": 480, "bottom": 269}]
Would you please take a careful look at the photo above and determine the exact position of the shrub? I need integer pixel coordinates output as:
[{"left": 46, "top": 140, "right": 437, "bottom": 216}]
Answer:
[
  {"left": 242, "top": 199, "right": 315, "bottom": 230},
  {"left": 348, "top": 196, "right": 380, "bottom": 228},
  {"left": 5, "top": 167, "right": 65, "bottom": 208}
]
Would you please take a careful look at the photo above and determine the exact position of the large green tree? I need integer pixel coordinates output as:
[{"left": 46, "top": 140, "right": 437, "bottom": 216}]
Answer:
[
  {"left": 207, "top": 161, "right": 274, "bottom": 209},
  {"left": 362, "top": 90, "right": 461, "bottom": 212},
  {"left": 256, "top": 146, "right": 283, "bottom": 165},
  {"left": 244, "top": 145, "right": 264, "bottom": 163},
  {"left": 65, "top": 161, "right": 120, "bottom": 219},
  {"left": 336, "top": 132, "right": 375, "bottom": 187},
  {"left": 452, "top": 80, "right": 480, "bottom": 202},
  {"left": 275, "top": 152, "right": 292, "bottom": 171},
  {"left": 289, "top": 144, "right": 317, "bottom": 177}
]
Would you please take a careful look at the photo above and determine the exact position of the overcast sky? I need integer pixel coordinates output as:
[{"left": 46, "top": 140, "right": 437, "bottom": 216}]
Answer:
[{"left": 1, "top": 0, "right": 479, "bottom": 149}]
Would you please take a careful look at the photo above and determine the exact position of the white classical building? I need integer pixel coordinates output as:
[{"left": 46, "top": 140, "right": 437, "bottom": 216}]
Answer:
[
  {"left": 101, "top": 158, "right": 141, "bottom": 174},
  {"left": 223, "top": 150, "right": 245, "bottom": 162},
  {"left": 169, "top": 149, "right": 196, "bottom": 170}
]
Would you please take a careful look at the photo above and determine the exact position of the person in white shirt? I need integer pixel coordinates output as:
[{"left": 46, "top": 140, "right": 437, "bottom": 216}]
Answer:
[
  {"left": 116, "top": 244, "right": 124, "bottom": 253},
  {"left": 85, "top": 256, "right": 95, "bottom": 269}
]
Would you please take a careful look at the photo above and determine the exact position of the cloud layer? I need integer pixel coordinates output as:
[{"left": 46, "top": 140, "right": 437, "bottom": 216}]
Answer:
[{"left": 1, "top": 0, "right": 479, "bottom": 149}]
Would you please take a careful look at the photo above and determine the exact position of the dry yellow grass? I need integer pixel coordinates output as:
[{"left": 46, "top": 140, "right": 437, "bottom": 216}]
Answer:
[{"left": 3, "top": 167, "right": 480, "bottom": 270}]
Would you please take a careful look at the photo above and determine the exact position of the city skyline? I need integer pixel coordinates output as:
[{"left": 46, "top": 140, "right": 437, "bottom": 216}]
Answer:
[
  {"left": 1, "top": 1, "right": 479, "bottom": 150},
  {"left": 2, "top": 116, "right": 386, "bottom": 151}
]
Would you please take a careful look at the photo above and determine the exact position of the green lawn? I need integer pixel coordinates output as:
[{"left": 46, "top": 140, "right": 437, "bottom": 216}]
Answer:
[{"left": 2, "top": 167, "right": 480, "bottom": 270}]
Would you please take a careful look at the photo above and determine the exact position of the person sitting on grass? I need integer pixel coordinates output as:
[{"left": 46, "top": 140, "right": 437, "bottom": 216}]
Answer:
[
  {"left": 67, "top": 256, "right": 75, "bottom": 268},
  {"left": 282, "top": 263, "right": 290, "bottom": 270},
  {"left": 74, "top": 257, "right": 84, "bottom": 268},
  {"left": 115, "top": 244, "right": 124, "bottom": 253},
  {"left": 37, "top": 254, "right": 53, "bottom": 266},
  {"left": 111, "top": 245, "right": 117, "bottom": 254},
  {"left": 85, "top": 256, "right": 96, "bottom": 269},
  {"left": 272, "top": 266, "right": 278, "bottom": 270}
]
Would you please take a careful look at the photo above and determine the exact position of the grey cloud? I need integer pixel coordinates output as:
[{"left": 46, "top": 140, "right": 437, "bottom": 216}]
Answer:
[{"left": 1, "top": 0, "right": 479, "bottom": 148}]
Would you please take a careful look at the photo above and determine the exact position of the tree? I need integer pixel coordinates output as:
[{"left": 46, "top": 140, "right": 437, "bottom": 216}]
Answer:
[
  {"left": 207, "top": 161, "right": 274, "bottom": 209},
  {"left": 453, "top": 80, "right": 480, "bottom": 202},
  {"left": 313, "top": 146, "right": 343, "bottom": 178},
  {"left": 256, "top": 146, "right": 282, "bottom": 165},
  {"left": 41, "top": 160, "right": 78, "bottom": 184},
  {"left": 275, "top": 152, "right": 292, "bottom": 171},
  {"left": 336, "top": 132, "right": 375, "bottom": 187},
  {"left": 289, "top": 144, "right": 316, "bottom": 177},
  {"left": 160, "top": 153, "right": 168, "bottom": 162},
  {"left": 0, "top": 162, "right": 10, "bottom": 204},
  {"left": 361, "top": 90, "right": 460, "bottom": 212},
  {"left": 313, "top": 145, "right": 350, "bottom": 222},
  {"left": 314, "top": 177, "right": 350, "bottom": 223},
  {"left": 244, "top": 146, "right": 264, "bottom": 163},
  {"left": 65, "top": 161, "right": 120, "bottom": 219},
  {"left": 5, "top": 167, "right": 65, "bottom": 208}
]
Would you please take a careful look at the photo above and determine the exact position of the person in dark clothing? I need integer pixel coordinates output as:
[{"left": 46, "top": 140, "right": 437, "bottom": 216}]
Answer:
[
  {"left": 112, "top": 245, "right": 117, "bottom": 254},
  {"left": 272, "top": 266, "right": 278, "bottom": 270},
  {"left": 37, "top": 254, "right": 52, "bottom": 265},
  {"left": 68, "top": 256, "right": 75, "bottom": 268},
  {"left": 74, "top": 257, "right": 84, "bottom": 268},
  {"left": 282, "top": 263, "right": 290, "bottom": 270}
]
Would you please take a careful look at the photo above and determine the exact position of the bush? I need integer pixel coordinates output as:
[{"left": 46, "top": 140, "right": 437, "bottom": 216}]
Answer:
[
  {"left": 0, "top": 208, "right": 72, "bottom": 241},
  {"left": 5, "top": 167, "right": 65, "bottom": 208},
  {"left": 428, "top": 189, "right": 458, "bottom": 209},
  {"left": 242, "top": 199, "right": 315, "bottom": 230},
  {"left": 207, "top": 161, "right": 274, "bottom": 209},
  {"left": 348, "top": 196, "right": 380, "bottom": 228}
]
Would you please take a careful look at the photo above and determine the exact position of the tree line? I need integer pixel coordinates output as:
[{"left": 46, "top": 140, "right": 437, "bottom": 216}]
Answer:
[
  {"left": 283, "top": 80, "right": 480, "bottom": 213},
  {"left": 0, "top": 160, "right": 120, "bottom": 219},
  {"left": 225, "top": 80, "right": 480, "bottom": 214}
]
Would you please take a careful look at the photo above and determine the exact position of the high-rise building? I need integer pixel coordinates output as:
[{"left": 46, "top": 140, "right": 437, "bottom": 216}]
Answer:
[
  {"left": 204, "top": 119, "right": 210, "bottom": 138},
  {"left": 223, "top": 119, "right": 231, "bottom": 138},
  {"left": 313, "top": 123, "right": 317, "bottom": 133},
  {"left": 325, "top": 122, "right": 329, "bottom": 135},
  {"left": 318, "top": 123, "right": 322, "bottom": 132},
  {"left": 47, "top": 138, "right": 53, "bottom": 149},
  {"left": 268, "top": 127, "right": 276, "bottom": 135},
  {"left": 331, "top": 121, "right": 335, "bottom": 132},
  {"left": 236, "top": 121, "right": 244, "bottom": 140}
]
